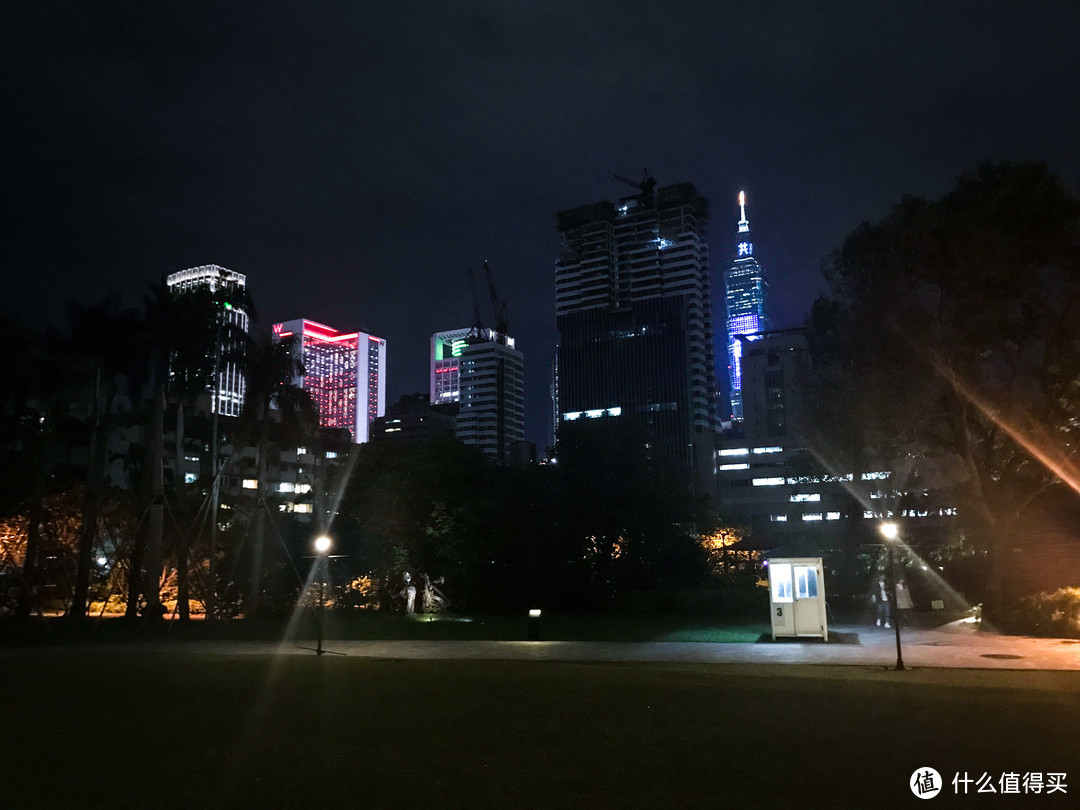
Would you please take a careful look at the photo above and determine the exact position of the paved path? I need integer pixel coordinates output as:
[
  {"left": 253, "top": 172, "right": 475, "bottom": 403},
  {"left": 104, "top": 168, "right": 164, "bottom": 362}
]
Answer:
[{"left": 9, "top": 619, "right": 1079, "bottom": 670}]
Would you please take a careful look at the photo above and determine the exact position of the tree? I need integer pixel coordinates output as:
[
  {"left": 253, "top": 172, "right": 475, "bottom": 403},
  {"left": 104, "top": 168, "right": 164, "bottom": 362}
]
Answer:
[
  {"left": 0, "top": 320, "right": 80, "bottom": 616},
  {"left": 234, "top": 332, "right": 316, "bottom": 618},
  {"left": 133, "top": 278, "right": 251, "bottom": 620},
  {"left": 558, "top": 421, "right": 711, "bottom": 606},
  {"left": 66, "top": 298, "right": 144, "bottom": 619},
  {"left": 804, "top": 162, "right": 1080, "bottom": 610}
]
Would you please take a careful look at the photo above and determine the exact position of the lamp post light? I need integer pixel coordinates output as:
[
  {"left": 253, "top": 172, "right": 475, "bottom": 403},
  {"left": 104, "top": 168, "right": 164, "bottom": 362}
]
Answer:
[
  {"left": 879, "top": 521, "right": 905, "bottom": 671},
  {"left": 313, "top": 534, "right": 332, "bottom": 655}
]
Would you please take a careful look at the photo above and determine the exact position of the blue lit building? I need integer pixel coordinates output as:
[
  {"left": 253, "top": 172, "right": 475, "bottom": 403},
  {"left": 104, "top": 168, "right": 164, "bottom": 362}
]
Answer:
[{"left": 724, "top": 191, "right": 770, "bottom": 423}]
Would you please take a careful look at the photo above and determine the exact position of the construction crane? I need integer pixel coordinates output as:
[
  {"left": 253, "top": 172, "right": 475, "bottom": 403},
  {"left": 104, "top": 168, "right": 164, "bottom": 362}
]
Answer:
[
  {"left": 483, "top": 259, "right": 509, "bottom": 335},
  {"left": 613, "top": 168, "right": 657, "bottom": 206},
  {"left": 467, "top": 267, "right": 484, "bottom": 336}
]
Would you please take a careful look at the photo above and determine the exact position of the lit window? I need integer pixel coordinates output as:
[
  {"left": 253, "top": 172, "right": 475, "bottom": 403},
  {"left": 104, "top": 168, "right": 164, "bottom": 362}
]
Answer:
[
  {"left": 296, "top": 447, "right": 307, "bottom": 456},
  {"left": 293, "top": 503, "right": 313, "bottom": 514},
  {"left": 242, "top": 479, "right": 258, "bottom": 490},
  {"left": 790, "top": 493, "right": 820, "bottom": 503},
  {"left": 752, "top": 446, "right": 783, "bottom": 454},
  {"left": 562, "top": 411, "right": 582, "bottom": 421},
  {"left": 861, "top": 471, "right": 890, "bottom": 480},
  {"left": 326, "top": 451, "right": 338, "bottom": 459},
  {"left": 185, "top": 473, "right": 198, "bottom": 484},
  {"left": 770, "top": 563, "right": 793, "bottom": 603},
  {"left": 826, "top": 512, "right": 841, "bottom": 520},
  {"left": 295, "top": 483, "right": 312, "bottom": 494},
  {"left": 719, "top": 448, "right": 749, "bottom": 457},
  {"left": 278, "top": 482, "right": 295, "bottom": 493},
  {"left": 719, "top": 463, "right": 750, "bottom": 471},
  {"left": 802, "top": 513, "right": 823, "bottom": 521},
  {"left": 769, "top": 514, "right": 788, "bottom": 522},
  {"left": 753, "top": 477, "right": 785, "bottom": 487}
]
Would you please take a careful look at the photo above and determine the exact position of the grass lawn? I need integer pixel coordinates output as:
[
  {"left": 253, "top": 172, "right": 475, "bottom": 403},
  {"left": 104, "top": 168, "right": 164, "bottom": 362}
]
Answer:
[
  {"left": 0, "top": 611, "right": 771, "bottom": 645},
  {"left": 1, "top": 651, "right": 1078, "bottom": 808}
]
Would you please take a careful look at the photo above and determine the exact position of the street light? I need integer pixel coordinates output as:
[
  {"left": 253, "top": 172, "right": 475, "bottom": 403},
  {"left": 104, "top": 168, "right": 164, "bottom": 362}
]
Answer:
[
  {"left": 878, "top": 521, "right": 905, "bottom": 671},
  {"left": 313, "top": 535, "right": 331, "bottom": 655}
]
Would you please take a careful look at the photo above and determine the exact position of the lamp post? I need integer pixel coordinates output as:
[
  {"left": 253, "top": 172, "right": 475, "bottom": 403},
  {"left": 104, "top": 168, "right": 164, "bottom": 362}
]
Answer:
[
  {"left": 879, "top": 521, "right": 905, "bottom": 671},
  {"left": 313, "top": 534, "right": 331, "bottom": 655}
]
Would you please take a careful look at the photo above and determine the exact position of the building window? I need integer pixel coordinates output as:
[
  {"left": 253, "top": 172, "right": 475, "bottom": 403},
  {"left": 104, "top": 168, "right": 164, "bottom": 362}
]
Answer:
[{"left": 752, "top": 477, "right": 785, "bottom": 487}]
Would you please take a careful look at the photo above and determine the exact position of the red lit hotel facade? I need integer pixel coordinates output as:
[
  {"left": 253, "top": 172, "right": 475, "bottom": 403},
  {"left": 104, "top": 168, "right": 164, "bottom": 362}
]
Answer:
[{"left": 273, "top": 319, "right": 386, "bottom": 443}]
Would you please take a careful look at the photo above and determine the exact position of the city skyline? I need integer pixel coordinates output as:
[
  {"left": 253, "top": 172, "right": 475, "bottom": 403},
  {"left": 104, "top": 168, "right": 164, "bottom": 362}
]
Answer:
[{"left": 5, "top": 2, "right": 1079, "bottom": 448}]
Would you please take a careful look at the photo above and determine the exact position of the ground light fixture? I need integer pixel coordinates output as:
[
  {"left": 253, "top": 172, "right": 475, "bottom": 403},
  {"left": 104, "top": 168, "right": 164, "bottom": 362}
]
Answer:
[{"left": 879, "top": 521, "right": 905, "bottom": 671}]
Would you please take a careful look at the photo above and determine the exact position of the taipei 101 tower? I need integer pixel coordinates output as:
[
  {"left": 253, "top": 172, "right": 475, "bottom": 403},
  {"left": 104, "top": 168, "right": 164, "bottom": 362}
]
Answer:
[{"left": 724, "top": 191, "right": 770, "bottom": 422}]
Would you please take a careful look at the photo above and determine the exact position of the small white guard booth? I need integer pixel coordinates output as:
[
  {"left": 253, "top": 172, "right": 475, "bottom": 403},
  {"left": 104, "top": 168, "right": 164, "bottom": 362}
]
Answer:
[{"left": 768, "top": 557, "right": 828, "bottom": 641}]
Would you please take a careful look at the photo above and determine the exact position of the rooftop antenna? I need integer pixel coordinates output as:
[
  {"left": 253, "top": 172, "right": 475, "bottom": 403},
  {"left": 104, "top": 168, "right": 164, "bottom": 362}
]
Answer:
[
  {"left": 613, "top": 168, "right": 657, "bottom": 206},
  {"left": 738, "top": 190, "right": 750, "bottom": 233}
]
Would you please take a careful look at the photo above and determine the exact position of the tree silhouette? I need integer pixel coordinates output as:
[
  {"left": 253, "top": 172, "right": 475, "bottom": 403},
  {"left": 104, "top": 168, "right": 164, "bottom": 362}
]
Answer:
[{"left": 804, "top": 162, "right": 1080, "bottom": 610}]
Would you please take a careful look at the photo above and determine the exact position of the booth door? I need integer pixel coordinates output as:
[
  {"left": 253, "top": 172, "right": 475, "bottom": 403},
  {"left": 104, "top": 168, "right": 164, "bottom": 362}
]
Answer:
[{"left": 792, "top": 564, "right": 821, "bottom": 636}]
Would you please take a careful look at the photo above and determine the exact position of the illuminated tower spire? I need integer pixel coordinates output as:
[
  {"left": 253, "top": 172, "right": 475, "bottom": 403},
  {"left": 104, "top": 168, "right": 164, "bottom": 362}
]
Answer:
[{"left": 724, "top": 189, "right": 770, "bottom": 423}]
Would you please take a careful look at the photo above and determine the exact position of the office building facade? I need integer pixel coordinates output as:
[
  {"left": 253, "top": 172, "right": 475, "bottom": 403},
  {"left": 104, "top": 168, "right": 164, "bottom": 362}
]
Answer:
[
  {"left": 430, "top": 327, "right": 474, "bottom": 406},
  {"left": 724, "top": 192, "right": 770, "bottom": 422},
  {"left": 165, "top": 264, "right": 249, "bottom": 417},
  {"left": 272, "top": 318, "right": 386, "bottom": 443},
  {"left": 431, "top": 327, "right": 525, "bottom": 465},
  {"left": 555, "top": 181, "right": 717, "bottom": 474}
]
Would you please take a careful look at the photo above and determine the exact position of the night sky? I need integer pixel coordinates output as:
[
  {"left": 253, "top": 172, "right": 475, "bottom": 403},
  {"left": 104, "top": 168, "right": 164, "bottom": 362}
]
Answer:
[{"left": 5, "top": 1, "right": 1079, "bottom": 447}]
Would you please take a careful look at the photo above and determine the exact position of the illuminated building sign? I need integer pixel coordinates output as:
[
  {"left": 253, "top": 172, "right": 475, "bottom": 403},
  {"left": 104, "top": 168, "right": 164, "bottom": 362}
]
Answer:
[{"left": 737, "top": 242, "right": 753, "bottom": 256}]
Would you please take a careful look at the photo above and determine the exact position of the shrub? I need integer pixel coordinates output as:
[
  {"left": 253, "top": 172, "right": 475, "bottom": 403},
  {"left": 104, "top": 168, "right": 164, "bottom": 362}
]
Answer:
[{"left": 1000, "top": 587, "right": 1080, "bottom": 638}]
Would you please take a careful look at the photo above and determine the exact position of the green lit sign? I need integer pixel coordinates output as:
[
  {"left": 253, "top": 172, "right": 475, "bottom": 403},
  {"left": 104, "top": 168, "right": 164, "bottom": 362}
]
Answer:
[{"left": 451, "top": 339, "right": 466, "bottom": 357}]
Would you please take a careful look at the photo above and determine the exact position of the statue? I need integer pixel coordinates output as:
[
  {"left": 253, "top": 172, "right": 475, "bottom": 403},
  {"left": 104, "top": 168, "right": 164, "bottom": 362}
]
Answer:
[
  {"left": 421, "top": 574, "right": 449, "bottom": 614},
  {"left": 400, "top": 572, "right": 417, "bottom": 614}
]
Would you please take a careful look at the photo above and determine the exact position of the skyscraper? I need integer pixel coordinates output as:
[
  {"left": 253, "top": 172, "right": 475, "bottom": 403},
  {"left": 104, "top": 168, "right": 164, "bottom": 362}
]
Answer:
[
  {"left": 724, "top": 191, "right": 770, "bottom": 422},
  {"left": 165, "top": 264, "right": 249, "bottom": 417},
  {"left": 430, "top": 326, "right": 524, "bottom": 465},
  {"left": 430, "top": 327, "right": 473, "bottom": 406},
  {"left": 272, "top": 318, "right": 386, "bottom": 443},
  {"left": 554, "top": 180, "right": 717, "bottom": 474}
]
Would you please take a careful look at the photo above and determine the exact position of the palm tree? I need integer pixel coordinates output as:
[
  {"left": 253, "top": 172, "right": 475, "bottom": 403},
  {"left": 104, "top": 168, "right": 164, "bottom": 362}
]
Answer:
[
  {"left": 0, "top": 319, "right": 72, "bottom": 617},
  {"left": 66, "top": 298, "right": 144, "bottom": 620},
  {"left": 137, "top": 278, "right": 251, "bottom": 621},
  {"left": 234, "top": 333, "right": 316, "bottom": 618}
]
